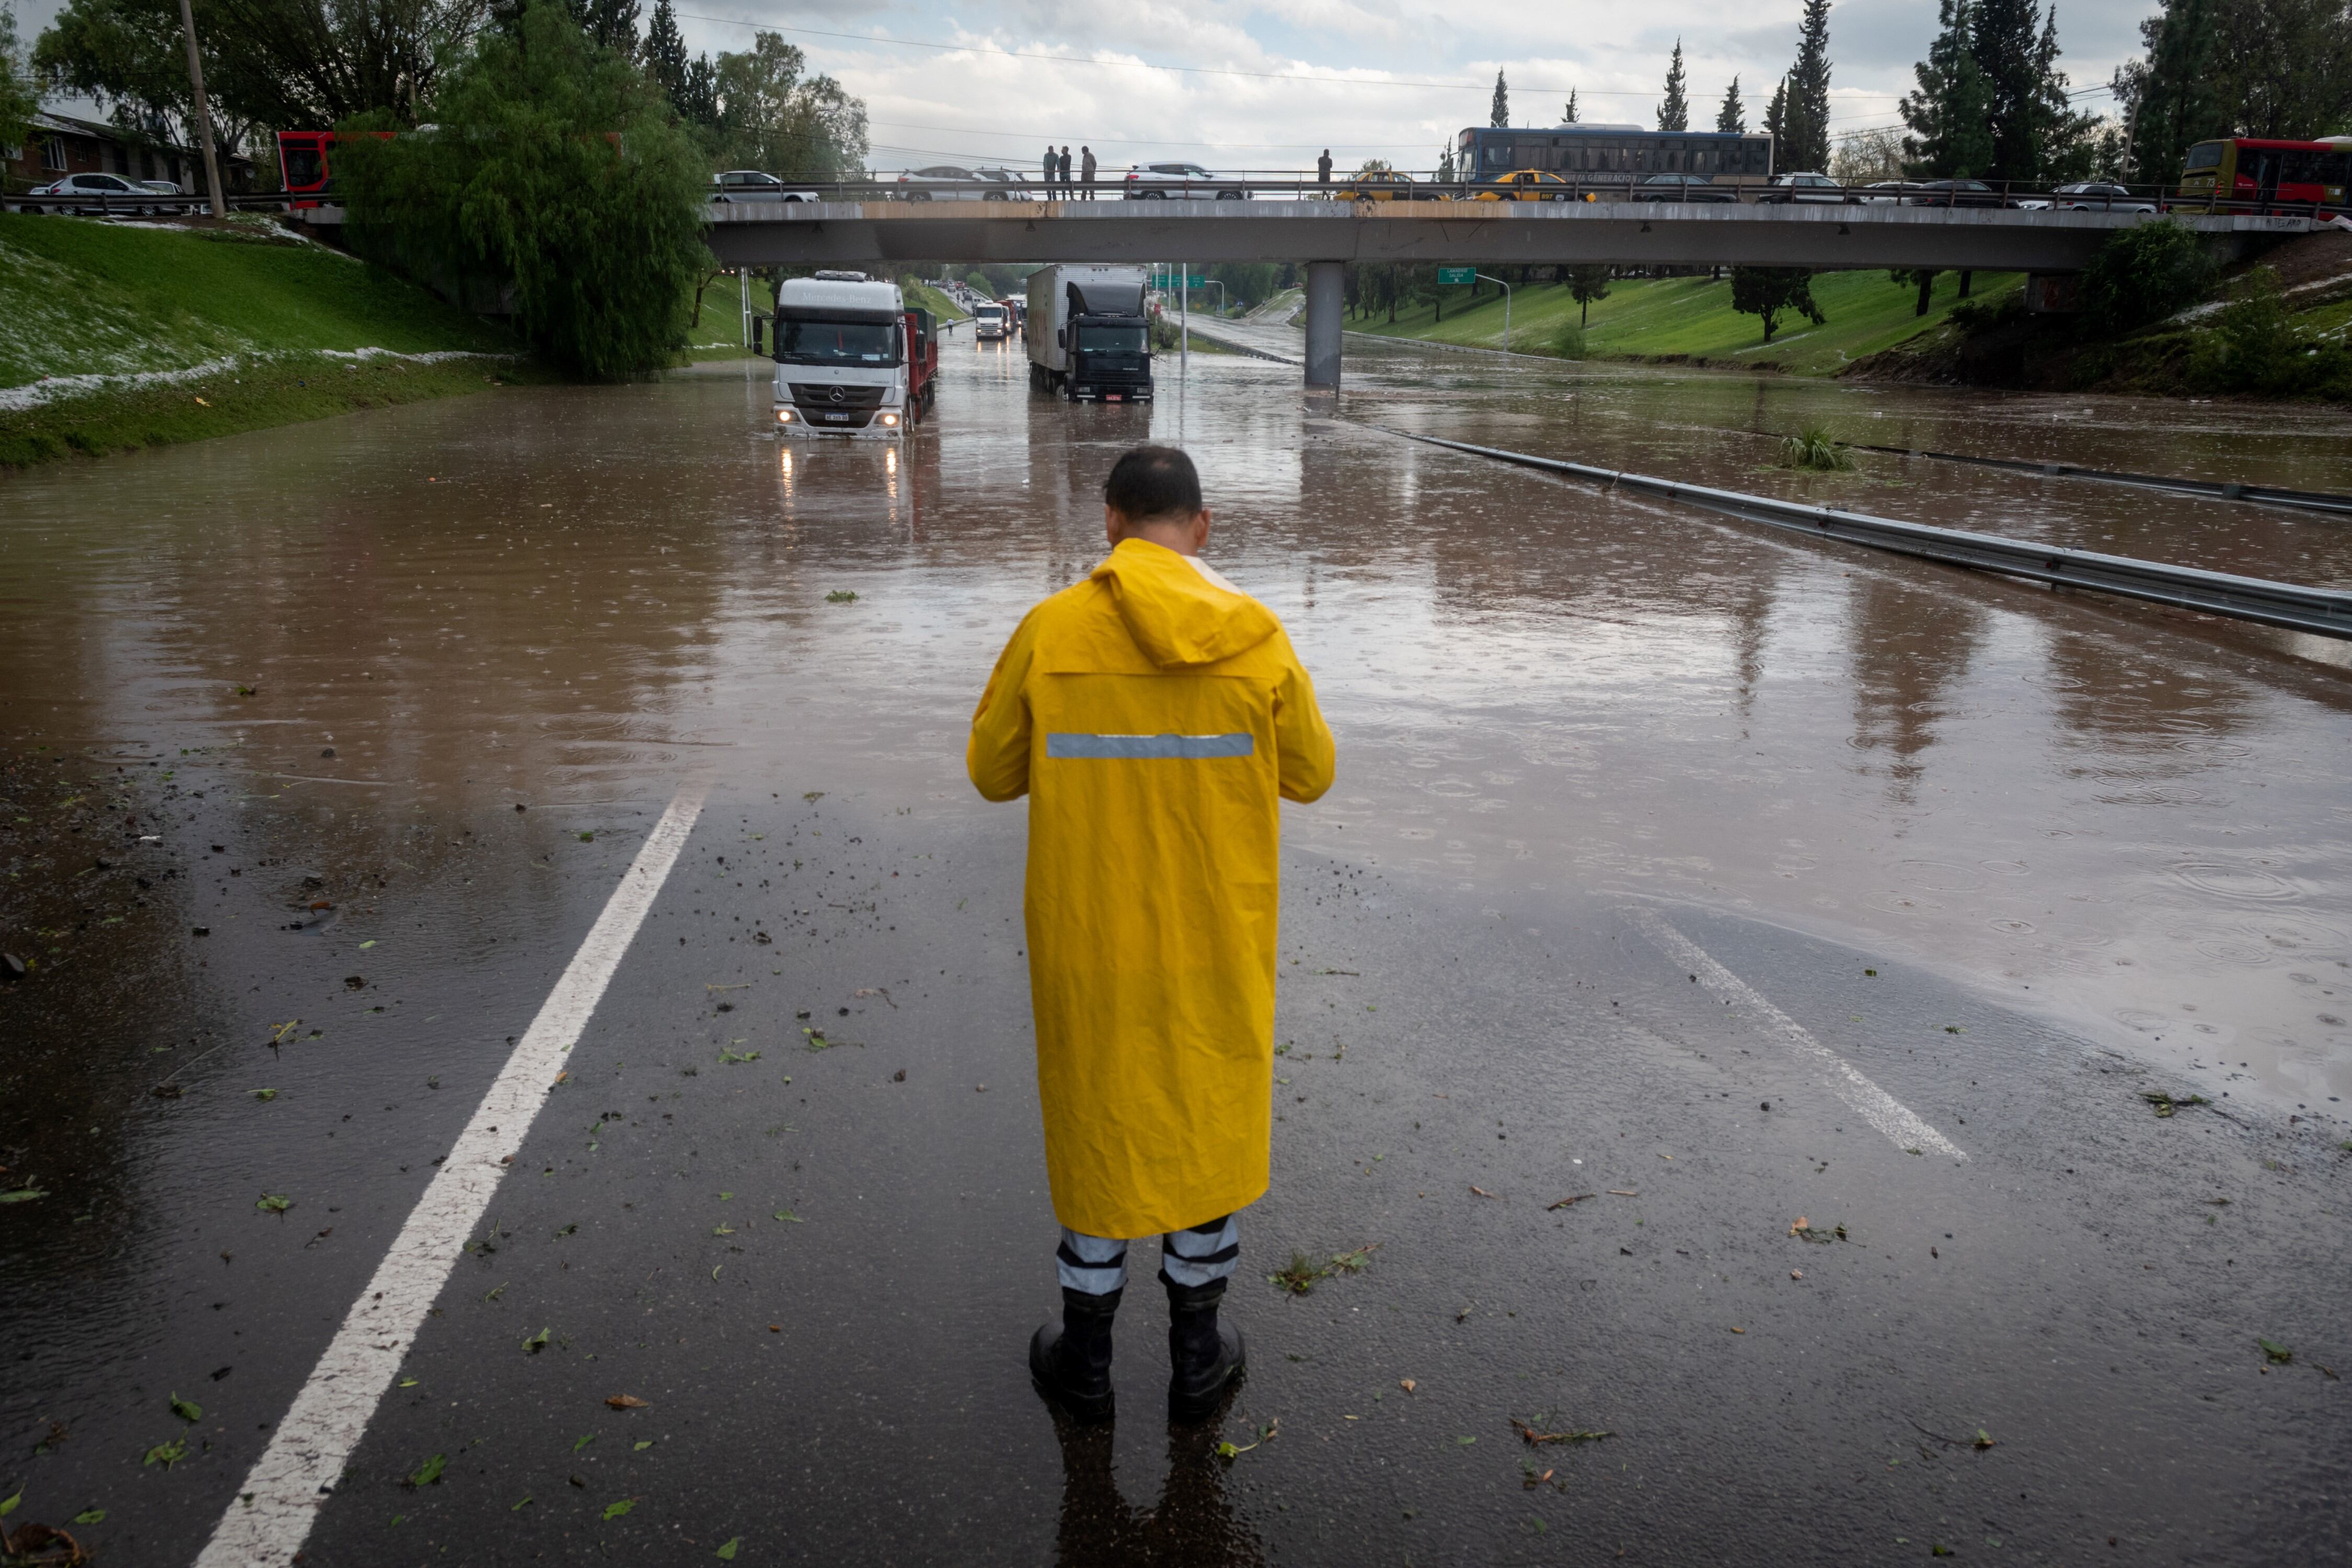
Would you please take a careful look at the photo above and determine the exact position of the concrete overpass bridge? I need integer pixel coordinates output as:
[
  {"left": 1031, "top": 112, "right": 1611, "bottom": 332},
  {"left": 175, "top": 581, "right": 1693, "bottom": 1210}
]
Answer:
[{"left": 702, "top": 199, "right": 2322, "bottom": 389}]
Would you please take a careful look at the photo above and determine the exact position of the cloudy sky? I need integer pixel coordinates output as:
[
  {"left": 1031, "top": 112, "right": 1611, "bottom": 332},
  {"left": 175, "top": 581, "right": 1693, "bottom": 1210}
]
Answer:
[{"left": 18, "top": 0, "right": 2155, "bottom": 172}]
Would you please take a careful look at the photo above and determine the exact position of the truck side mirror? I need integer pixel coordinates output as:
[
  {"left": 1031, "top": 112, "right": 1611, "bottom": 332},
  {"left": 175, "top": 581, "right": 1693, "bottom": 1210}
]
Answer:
[{"left": 1057, "top": 327, "right": 1066, "bottom": 348}]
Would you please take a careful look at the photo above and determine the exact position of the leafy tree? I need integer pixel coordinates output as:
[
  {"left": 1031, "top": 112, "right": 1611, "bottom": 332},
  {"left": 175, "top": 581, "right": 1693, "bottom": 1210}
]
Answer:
[
  {"left": 1888, "top": 268, "right": 1941, "bottom": 316},
  {"left": 1489, "top": 68, "right": 1507, "bottom": 129},
  {"left": 1715, "top": 76, "right": 1745, "bottom": 134},
  {"left": 1786, "top": 0, "right": 1834, "bottom": 172},
  {"left": 2078, "top": 217, "right": 2215, "bottom": 336},
  {"left": 2, "top": 3, "right": 39, "bottom": 165},
  {"left": 1562, "top": 87, "right": 1577, "bottom": 123},
  {"left": 1966, "top": 0, "right": 2097, "bottom": 185},
  {"left": 1567, "top": 263, "right": 1611, "bottom": 326},
  {"left": 1901, "top": 0, "right": 1994, "bottom": 177},
  {"left": 1437, "top": 141, "right": 1454, "bottom": 181},
  {"left": 336, "top": 0, "right": 709, "bottom": 378},
  {"left": 2208, "top": 0, "right": 2352, "bottom": 141},
  {"left": 1730, "top": 267, "right": 1825, "bottom": 343},
  {"left": 1657, "top": 39, "right": 1688, "bottom": 132},
  {"left": 709, "top": 31, "right": 865, "bottom": 177},
  {"left": 38, "top": 0, "right": 489, "bottom": 136},
  {"left": 1831, "top": 126, "right": 1906, "bottom": 184}
]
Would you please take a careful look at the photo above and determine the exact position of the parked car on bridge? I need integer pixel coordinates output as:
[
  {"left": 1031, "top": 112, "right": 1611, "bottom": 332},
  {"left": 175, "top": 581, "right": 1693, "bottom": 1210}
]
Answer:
[
  {"left": 1470, "top": 169, "right": 1575, "bottom": 201},
  {"left": 1122, "top": 163, "right": 1250, "bottom": 200},
  {"left": 1856, "top": 181, "right": 1922, "bottom": 203},
  {"left": 1758, "top": 172, "right": 1854, "bottom": 204},
  {"left": 1904, "top": 178, "right": 2009, "bottom": 208},
  {"left": 711, "top": 170, "right": 821, "bottom": 203},
  {"left": 1633, "top": 174, "right": 1737, "bottom": 203},
  {"left": 2046, "top": 181, "right": 2158, "bottom": 213},
  {"left": 895, "top": 166, "right": 1031, "bottom": 201}
]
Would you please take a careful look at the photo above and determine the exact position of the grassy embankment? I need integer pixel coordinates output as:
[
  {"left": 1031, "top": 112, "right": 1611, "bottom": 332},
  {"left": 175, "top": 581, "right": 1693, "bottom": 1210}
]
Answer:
[
  {"left": 1346, "top": 269, "right": 2019, "bottom": 375},
  {"left": 0, "top": 213, "right": 535, "bottom": 467}
]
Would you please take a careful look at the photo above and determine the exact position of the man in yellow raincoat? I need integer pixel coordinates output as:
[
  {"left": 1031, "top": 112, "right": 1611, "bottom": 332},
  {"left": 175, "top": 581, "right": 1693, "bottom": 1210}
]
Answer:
[{"left": 968, "top": 445, "right": 1335, "bottom": 1422}]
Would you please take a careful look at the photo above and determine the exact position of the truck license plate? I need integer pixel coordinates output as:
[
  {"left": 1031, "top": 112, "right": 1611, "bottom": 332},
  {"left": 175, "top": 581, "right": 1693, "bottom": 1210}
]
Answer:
[
  {"left": 822, "top": 412, "right": 851, "bottom": 422},
  {"left": 1106, "top": 394, "right": 1123, "bottom": 402}
]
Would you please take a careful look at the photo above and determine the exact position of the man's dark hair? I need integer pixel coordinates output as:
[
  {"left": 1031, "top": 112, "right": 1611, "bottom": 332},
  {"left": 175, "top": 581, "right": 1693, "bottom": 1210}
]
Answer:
[{"left": 1103, "top": 446, "right": 1202, "bottom": 523}]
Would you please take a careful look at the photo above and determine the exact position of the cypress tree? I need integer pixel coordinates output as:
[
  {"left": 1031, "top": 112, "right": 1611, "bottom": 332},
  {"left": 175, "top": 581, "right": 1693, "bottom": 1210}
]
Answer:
[
  {"left": 1971, "top": 0, "right": 2045, "bottom": 184},
  {"left": 1763, "top": 76, "right": 1788, "bottom": 154},
  {"left": 642, "top": 0, "right": 687, "bottom": 105},
  {"left": 2126, "top": 0, "right": 2221, "bottom": 190},
  {"left": 1657, "top": 40, "right": 1689, "bottom": 132},
  {"left": 1716, "top": 76, "right": 1747, "bottom": 134},
  {"left": 1491, "top": 69, "right": 1509, "bottom": 129},
  {"left": 1789, "top": 0, "right": 1834, "bottom": 172},
  {"left": 1901, "top": 0, "right": 1995, "bottom": 177},
  {"left": 1563, "top": 88, "right": 1578, "bottom": 123}
]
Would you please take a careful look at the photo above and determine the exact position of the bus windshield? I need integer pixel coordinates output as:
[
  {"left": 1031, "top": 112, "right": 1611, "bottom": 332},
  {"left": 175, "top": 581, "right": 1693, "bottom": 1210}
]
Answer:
[
  {"left": 1076, "top": 325, "right": 1147, "bottom": 354},
  {"left": 2183, "top": 141, "right": 2224, "bottom": 173},
  {"left": 777, "top": 316, "right": 901, "bottom": 365}
]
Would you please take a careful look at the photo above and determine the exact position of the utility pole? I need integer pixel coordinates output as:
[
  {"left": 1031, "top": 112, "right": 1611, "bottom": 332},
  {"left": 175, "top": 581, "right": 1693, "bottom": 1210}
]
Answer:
[
  {"left": 176, "top": 0, "right": 228, "bottom": 220},
  {"left": 1181, "top": 265, "right": 1189, "bottom": 373}
]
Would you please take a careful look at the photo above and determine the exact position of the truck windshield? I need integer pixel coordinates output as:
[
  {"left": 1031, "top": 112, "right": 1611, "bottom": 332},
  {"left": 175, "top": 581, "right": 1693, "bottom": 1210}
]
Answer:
[
  {"left": 1077, "top": 325, "right": 1147, "bottom": 353},
  {"left": 778, "top": 317, "right": 901, "bottom": 365},
  {"left": 976, "top": 306, "right": 1004, "bottom": 320}
]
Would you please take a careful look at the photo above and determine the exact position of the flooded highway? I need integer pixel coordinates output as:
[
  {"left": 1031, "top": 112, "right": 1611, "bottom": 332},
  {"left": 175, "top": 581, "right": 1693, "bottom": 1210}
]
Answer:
[{"left": 2, "top": 339, "right": 2347, "bottom": 1564}]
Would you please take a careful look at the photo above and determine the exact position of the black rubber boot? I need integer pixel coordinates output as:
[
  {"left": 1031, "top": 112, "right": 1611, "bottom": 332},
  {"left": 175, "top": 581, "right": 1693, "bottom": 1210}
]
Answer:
[
  {"left": 1165, "top": 1275, "right": 1246, "bottom": 1422},
  {"left": 1030, "top": 1286, "right": 1120, "bottom": 1423}
]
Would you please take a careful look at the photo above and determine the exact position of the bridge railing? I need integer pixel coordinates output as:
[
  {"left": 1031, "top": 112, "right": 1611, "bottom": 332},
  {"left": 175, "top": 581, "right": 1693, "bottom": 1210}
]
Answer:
[
  {"left": 5, "top": 190, "right": 301, "bottom": 215},
  {"left": 709, "top": 172, "right": 2339, "bottom": 221}
]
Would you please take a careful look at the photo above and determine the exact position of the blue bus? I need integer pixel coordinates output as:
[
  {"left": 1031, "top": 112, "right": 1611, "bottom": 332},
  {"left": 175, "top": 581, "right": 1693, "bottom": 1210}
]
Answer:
[{"left": 1456, "top": 123, "right": 1774, "bottom": 186}]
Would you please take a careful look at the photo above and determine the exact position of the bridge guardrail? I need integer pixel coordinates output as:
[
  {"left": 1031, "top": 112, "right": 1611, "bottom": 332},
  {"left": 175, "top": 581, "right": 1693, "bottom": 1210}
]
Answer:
[
  {"left": 7, "top": 191, "right": 299, "bottom": 216},
  {"left": 1382, "top": 428, "right": 2352, "bottom": 642}
]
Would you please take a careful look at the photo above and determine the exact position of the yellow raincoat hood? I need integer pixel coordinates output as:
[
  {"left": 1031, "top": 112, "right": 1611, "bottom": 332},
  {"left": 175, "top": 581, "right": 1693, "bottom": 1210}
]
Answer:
[
  {"left": 967, "top": 540, "right": 1335, "bottom": 1238},
  {"left": 1089, "top": 538, "right": 1281, "bottom": 670}
]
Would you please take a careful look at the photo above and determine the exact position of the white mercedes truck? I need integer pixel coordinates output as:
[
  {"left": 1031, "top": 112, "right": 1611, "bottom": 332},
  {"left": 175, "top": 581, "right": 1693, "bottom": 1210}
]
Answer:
[
  {"left": 773, "top": 273, "right": 914, "bottom": 439},
  {"left": 1026, "top": 264, "right": 1154, "bottom": 402}
]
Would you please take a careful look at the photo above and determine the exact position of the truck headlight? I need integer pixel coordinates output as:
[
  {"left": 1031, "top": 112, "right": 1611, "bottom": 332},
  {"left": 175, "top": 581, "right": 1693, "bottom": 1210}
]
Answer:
[
  {"left": 776, "top": 407, "right": 795, "bottom": 423},
  {"left": 880, "top": 411, "right": 900, "bottom": 426}
]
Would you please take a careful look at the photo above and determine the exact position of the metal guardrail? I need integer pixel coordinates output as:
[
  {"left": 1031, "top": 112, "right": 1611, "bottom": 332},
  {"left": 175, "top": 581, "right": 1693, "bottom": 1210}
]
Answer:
[
  {"left": 1382, "top": 428, "right": 2352, "bottom": 641},
  {"left": 1845, "top": 444, "right": 2352, "bottom": 519},
  {"left": 6, "top": 191, "right": 298, "bottom": 215}
]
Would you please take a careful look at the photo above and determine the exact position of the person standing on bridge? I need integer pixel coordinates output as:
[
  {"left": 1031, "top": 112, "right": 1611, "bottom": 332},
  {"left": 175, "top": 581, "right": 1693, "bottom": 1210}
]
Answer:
[
  {"left": 1042, "top": 143, "right": 1057, "bottom": 194},
  {"left": 1317, "top": 149, "right": 1332, "bottom": 185},
  {"left": 1059, "top": 145, "right": 1074, "bottom": 197},
  {"left": 967, "top": 445, "right": 1336, "bottom": 1424},
  {"left": 1081, "top": 145, "right": 1098, "bottom": 198}
]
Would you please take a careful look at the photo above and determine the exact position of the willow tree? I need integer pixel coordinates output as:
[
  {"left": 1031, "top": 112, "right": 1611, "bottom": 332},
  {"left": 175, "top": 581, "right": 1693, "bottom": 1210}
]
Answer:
[{"left": 338, "top": 1, "right": 710, "bottom": 379}]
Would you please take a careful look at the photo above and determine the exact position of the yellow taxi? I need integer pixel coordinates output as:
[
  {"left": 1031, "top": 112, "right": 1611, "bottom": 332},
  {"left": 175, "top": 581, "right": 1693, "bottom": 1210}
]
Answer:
[
  {"left": 1345, "top": 170, "right": 1427, "bottom": 202},
  {"left": 1471, "top": 169, "right": 1575, "bottom": 201}
]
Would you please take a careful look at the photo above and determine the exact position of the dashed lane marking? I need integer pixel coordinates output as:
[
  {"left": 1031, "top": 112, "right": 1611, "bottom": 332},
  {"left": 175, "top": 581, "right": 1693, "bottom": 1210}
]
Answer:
[
  {"left": 194, "top": 779, "right": 710, "bottom": 1567},
  {"left": 1628, "top": 907, "right": 1968, "bottom": 1162}
]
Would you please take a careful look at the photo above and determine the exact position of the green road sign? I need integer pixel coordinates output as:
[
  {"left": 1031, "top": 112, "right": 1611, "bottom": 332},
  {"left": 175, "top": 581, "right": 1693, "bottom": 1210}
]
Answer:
[{"left": 1437, "top": 266, "right": 1476, "bottom": 285}]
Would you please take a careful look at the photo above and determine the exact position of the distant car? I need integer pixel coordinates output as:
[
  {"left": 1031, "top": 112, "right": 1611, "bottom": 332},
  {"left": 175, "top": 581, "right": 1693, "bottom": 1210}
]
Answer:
[
  {"left": 1345, "top": 170, "right": 1428, "bottom": 202},
  {"left": 895, "top": 165, "right": 1031, "bottom": 201},
  {"left": 1759, "top": 172, "right": 1854, "bottom": 204},
  {"left": 1857, "top": 180, "right": 1921, "bottom": 204},
  {"left": 2049, "top": 181, "right": 2157, "bottom": 213},
  {"left": 1634, "top": 174, "right": 1737, "bottom": 203},
  {"left": 21, "top": 171, "right": 147, "bottom": 213},
  {"left": 1471, "top": 169, "right": 1575, "bottom": 202},
  {"left": 710, "top": 170, "right": 820, "bottom": 203},
  {"left": 134, "top": 178, "right": 196, "bottom": 214},
  {"left": 1904, "top": 178, "right": 2009, "bottom": 208},
  {"left": 1122, "top": 163, "right": 1250, "bottom": 200}
]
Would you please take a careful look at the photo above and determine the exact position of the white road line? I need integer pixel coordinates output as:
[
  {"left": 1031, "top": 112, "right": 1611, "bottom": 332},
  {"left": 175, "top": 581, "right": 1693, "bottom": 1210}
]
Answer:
[
  {"left": 1627, "top": 907, "right": 1968, "bottom": 1162},
  {"left": 194, "top": 780, "right": 709, "bottom": 1568}
]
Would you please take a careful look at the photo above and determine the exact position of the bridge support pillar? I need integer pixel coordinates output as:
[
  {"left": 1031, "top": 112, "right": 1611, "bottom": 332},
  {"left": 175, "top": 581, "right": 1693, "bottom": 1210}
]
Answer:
[{"left": 1305, "top": 261, "right": 1343, "bottom": 389}]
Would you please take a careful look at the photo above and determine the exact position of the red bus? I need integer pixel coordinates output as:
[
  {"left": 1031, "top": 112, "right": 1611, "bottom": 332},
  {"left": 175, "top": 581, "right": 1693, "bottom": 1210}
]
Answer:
[
  {"left": 2174, "top": 136, "right": 2351, "bottom": 216},
  {"left": 275, "top": 130, "right": 395, "bottom": 208}
]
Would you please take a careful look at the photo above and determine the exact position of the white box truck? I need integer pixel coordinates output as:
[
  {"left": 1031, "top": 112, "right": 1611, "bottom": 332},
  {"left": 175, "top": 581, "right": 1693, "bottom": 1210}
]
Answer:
[
  {"left": 1027, "top": 264, "right": 1154, "bottom": 402},
  {"left": 773, "top": 273, "right": 916, "bottom": 439}
]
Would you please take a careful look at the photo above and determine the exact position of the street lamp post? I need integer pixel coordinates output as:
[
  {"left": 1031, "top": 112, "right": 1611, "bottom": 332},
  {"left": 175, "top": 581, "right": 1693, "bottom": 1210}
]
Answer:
[{"left": 1474, "top": 271, "right": 1512, "bottom": 355}]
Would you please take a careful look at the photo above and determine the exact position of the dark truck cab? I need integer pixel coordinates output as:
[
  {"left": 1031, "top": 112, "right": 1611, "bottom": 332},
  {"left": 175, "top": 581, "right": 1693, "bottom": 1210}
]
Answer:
[{"left": 1027, "top": 266, "right": 1155, "bottom": 402}]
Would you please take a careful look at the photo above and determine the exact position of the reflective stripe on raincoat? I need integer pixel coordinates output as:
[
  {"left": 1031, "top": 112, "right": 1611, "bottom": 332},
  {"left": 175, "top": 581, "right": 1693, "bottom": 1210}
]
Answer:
[{"left": 967, "top": 538, "right": 1335, "bottom": 1238}]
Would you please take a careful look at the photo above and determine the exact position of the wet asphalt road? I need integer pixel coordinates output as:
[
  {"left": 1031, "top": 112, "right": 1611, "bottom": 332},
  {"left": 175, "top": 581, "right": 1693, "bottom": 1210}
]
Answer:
[{"left": 2, "top": 339, "right": 2348, "bottom": 1565}]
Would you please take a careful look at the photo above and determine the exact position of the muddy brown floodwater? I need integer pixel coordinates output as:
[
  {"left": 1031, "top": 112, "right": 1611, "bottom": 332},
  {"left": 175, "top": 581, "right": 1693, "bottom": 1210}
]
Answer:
[
  {"left": 4, "top": 342, "right": 2349, "bottom": 1110},
  {"left": 2, "top": 339, "right": 2350, "bottom": 1564}
]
